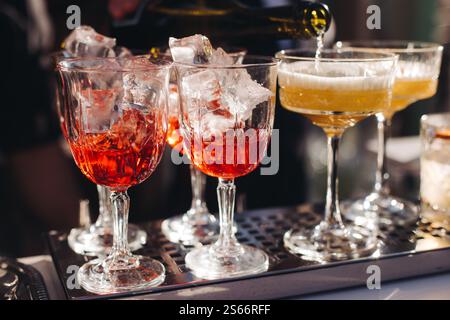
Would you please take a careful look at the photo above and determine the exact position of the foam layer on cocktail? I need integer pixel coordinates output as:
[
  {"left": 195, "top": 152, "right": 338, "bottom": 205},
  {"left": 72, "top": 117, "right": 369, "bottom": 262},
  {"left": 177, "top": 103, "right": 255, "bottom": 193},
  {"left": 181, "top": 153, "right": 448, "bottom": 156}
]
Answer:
[
  {"left": 278, "top": 61, "right": 393, "bottom": 131},
  {"left": 278, "top": 61, "right": 392, "bottom": 91},
  {"left": 396, "top": 60, "right": 439, "bottom": 80}
]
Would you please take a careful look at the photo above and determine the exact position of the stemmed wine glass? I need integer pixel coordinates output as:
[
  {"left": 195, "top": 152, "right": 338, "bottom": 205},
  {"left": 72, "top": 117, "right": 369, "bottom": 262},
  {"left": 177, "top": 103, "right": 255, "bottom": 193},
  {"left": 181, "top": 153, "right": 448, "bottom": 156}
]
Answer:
[
  {"left": 276, "top": 49, "right": 397, "bottom": 261},
  {"left": 335, "top": 41, "right": 443, "bottom": 226},
  {"left": 57, "top": 56, "right": 170, "bottom": 294},
  {"left": 53, "top": 52, "right": 148, "bottom": 256},
  {"left": 161, "top": 48, "right": 247, "bottom": 245},
  {"left": 175, "top": 56, "right": 277, "bottom": 279}
]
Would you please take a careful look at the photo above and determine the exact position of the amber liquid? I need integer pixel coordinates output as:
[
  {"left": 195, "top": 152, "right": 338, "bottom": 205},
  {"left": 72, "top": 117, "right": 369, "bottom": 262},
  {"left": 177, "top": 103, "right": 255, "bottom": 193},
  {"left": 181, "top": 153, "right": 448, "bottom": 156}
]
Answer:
[
  {"left": 68, "top": 109, "right": 166, "bottom": 191},
  {"left": 384, "top": 78, "right": 438, "bottom": 118},
  {"left": 279, "top": 85, "right": 390, "bottom": 132},
  {"left": 188, "top": 129, "right": 270, "bottom": 179}
]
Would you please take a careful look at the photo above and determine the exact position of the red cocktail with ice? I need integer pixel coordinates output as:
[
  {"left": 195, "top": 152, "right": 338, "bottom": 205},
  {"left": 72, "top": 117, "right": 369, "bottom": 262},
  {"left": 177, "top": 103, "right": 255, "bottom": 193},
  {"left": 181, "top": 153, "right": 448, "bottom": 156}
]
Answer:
[{"left": 57, "top": 55, "right": 170, "bottom": 294}]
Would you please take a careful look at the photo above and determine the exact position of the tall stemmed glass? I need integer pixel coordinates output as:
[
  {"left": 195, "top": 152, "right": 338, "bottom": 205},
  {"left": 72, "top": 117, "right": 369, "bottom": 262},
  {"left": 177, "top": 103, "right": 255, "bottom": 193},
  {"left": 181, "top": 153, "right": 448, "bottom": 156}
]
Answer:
[
  {"left": 53, "top": 52, "right": 147, "bottom": 256},
  {"left": 162, "top": 48, "right": 247, "bottom": 245},
  {"left": 57, "top": 56, "right": 170, "bottom": 294},
  {"left": 277, "top": 49, "right": 397, "bottom": 261},
  {"left": 175, "top": 56, "right": 277, "bottom": 279},
  {"left": 335, "top": 41, "right": 443, "bottom": 226}
]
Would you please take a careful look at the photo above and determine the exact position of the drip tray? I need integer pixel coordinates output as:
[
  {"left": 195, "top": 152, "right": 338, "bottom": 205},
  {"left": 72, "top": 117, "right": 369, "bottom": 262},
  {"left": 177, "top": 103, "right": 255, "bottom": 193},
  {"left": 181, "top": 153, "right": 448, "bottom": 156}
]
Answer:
[{"left": 46, "top": 204, "right": 450, "bottom": 300}]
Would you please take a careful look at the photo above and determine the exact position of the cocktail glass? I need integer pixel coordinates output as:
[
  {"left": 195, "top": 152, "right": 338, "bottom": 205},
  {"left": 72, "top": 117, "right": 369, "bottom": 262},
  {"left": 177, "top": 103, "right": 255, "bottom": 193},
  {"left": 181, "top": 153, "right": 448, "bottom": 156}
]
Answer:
[
  {"left": 276, "top": 48, "right": 397, "bottom": 261},
  {"left": 161, "top": 48, "right": 247, "bottom": 245},
  {"left": 57, "top": 56, "right": 170, "bottom": 294},
  {"left": 53, "top": 52, "right": 148, "bottom": 256},
  {"left": 335, "top": 41, "right": 443, "bottom": 226},
  {"left": 175, "top": 56, "right": 277, "bottom": 279}
]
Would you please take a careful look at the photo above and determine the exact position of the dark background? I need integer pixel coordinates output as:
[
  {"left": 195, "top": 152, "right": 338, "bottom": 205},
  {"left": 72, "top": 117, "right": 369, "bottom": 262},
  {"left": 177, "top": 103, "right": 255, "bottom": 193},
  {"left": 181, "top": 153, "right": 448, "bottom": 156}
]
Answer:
[{"left": 0, "top": 0, "right": 448, "bottom": 256}]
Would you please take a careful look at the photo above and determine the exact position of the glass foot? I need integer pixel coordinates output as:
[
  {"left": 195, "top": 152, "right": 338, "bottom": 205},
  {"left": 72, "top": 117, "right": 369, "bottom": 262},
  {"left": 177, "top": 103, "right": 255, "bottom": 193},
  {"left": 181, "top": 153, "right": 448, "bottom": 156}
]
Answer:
[
  {"left": 77, "top": 255, "right": 165, "bottom": 295},
  {"left": 343, "top": 192, "right": 419, "bottom": 227},
  {"left": 161, "top": 212, "right": 218, "bottom": 245},
  {"left": 185, "top": 244, "right": 269, "bottom": 280},
  {"left": 284, "top": 222, "right": 378, "bottom": 262},
  {"left": 68, "top": 224, "right": 147, "bottom": 256}
]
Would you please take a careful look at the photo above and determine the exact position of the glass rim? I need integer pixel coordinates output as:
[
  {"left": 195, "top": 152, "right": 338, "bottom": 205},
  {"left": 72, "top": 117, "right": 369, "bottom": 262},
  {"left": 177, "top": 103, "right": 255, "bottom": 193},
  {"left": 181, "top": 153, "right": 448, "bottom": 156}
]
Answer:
[
  {"left": 275, "top": 48, "right": 398, "bottom": 63},
  {"left": 57, "top": 54, "right": 172, "bottom": 72},
  {"left": 421, "top": 112, "right": 450, "bottom": 126},
  {"left": 173, "top": 55, "right": 278, "bottom": 69},
  {"left": 335, "top": 40, "right": 444, "bottom": 53}
]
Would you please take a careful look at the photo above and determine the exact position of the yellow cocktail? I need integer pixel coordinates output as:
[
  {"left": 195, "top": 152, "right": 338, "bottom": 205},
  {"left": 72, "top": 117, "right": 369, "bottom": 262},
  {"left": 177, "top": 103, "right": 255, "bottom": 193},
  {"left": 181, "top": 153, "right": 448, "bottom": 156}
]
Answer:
[
  {"left": 278, "top": 61, "right": 393, "bottom": 133},
  {"left": 334, "top": 41, "right": 443, "bottom": 226},
  {"left": 276, "top": 49, "right": 397, "bottom": 262},
  {"left": 388, "top": 78, "right": 438, "bottom": 118}
]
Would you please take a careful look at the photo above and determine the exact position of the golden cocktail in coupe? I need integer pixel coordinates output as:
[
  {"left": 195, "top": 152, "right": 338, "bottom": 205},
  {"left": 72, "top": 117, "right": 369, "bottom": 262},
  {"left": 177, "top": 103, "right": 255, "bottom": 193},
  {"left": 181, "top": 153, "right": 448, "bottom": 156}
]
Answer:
[
  {"left": 276, "top": 49, "right": 397, "bottom": 262},
  {"left": 278, "top": 60, "right": 392, "bottom": 132},
  {"left": 335, "top": 41, "right": 443, "bottom": 225}
]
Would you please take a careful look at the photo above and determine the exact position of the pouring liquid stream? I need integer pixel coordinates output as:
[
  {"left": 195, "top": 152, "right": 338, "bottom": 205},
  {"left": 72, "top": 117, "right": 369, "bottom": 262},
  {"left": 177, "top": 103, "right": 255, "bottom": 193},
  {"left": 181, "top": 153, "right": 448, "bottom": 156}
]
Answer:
[{"left": 314, "top": 33, "right": 324, "bottom": 71}]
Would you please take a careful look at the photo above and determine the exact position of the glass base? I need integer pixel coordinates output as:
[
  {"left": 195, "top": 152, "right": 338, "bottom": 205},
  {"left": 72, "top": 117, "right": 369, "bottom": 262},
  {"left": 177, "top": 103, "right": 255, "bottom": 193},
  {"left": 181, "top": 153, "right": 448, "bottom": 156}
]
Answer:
[
  {"left": 77, "top": 255, "right": 165, "bottom": 295},
  {"left": 68, "top": 224, "right": 147, "bottom": 256},
  {"left": 284, "top": 222, "right": 378, "bottom": 262},
  {"left": 185, "top": 244, "right": 269, "bottom": 280},
  {"left": 161, "top": 211, "right": 218, "bottom": 245},
  {"left": 343, "top": 192, "right": 419, "bottom": 227}
]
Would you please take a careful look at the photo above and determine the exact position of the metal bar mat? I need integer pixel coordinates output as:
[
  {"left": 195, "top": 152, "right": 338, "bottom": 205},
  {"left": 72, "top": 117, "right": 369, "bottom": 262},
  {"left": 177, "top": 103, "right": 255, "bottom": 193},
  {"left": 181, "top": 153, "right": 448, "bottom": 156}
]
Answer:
[{"left": 46, "top": 204, "right": 450, "bottom": 300}]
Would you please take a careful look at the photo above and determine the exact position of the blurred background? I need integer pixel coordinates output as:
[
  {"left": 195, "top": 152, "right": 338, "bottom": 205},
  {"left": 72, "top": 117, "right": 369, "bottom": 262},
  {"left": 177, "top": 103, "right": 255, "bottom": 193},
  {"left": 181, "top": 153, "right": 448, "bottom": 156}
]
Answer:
[{"left": 0, "top": 0, "right": 448, "bottom": 257}]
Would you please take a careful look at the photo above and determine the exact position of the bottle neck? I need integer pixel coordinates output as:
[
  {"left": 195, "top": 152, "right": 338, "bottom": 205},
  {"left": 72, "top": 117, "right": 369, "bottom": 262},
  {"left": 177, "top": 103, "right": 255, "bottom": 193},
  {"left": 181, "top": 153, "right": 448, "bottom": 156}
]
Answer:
[
  {"left": 148, "top": 0, "right": 332, "bottom": 40},
  {"left": 233, "top": 1, "right": 332, "bottom": 39}
]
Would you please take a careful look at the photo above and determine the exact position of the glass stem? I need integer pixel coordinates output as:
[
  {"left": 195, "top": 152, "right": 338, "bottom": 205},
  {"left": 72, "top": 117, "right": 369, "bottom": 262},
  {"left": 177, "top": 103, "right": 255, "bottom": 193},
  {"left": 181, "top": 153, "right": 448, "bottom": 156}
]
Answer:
[
  {"left": 94, "top": 185, "right": 112, "bottom": 229},
  {"left": 110, "top": 191, "right": 131, "bottom": 256},
  {"left": 212, "top": 178, "right": 239, "bottom": 257},
  {"left": 187, "top": 164, "right": 207, "bottom": 217},
  {"left": 324, "top": 133, "right": 344, "bottom": 229},
  {"left": 374, "top": 114, "right": 392, "bottom": 196}
]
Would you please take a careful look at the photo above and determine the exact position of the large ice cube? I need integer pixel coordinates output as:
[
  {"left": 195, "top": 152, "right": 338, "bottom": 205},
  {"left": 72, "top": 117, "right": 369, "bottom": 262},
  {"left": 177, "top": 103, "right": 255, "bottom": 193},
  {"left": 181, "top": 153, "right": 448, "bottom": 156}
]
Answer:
[
  {"left": 122, "top": 57, "right": 167, "bottom": 112},
  {"left": 63, "top": 26, "right": 116, "bottom": 58},
  {"left": 169, "top": 34, "right": 213, "bottom": 63},
  {"left": 181, "top": 70, "right": 221, "bottom": 112},
  {"left": 219, "top": 69, "right": 273, "bottom": 121}
]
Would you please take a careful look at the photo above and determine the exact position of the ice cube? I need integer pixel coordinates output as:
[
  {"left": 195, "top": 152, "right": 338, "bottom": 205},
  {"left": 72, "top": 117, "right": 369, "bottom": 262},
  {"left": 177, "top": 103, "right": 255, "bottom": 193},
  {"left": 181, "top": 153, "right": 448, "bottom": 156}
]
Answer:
[
  {"left": 105, "top": 108, "right": 150, "bottom": 150},
  {"left": 63, "top": 26, "right": 116, "bottom": 58},
  {"left": 209, "top": 47, "right": 235, "bottom": 65},
  {"left": 180, "top": 66, "right": 272, "bottom": 137},
  {"left": 181, "top": 70, "right": 221, "bottom": 112},
  {"left": 122, "top": 57, "right": 167, "bottom": 111},
  {"left": 199, "top": 112, "right": 236, "bottom": 138},
  {"left": 169, "top": 34, "right": 213, "bottom": 63},
  {"left": 219, "top": 69, "right": 273, "bottom": 121},
  {"left": 78, "top": 88, "right": 122, "bottom": 133}
]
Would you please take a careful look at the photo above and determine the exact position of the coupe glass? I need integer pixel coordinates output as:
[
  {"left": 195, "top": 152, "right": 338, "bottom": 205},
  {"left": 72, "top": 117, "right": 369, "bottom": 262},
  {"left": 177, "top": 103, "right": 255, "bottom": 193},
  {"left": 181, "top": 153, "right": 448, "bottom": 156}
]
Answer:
[
  {"left": 57, "top": 56, "right": 170, "bottom": 294},
  {"left": 335, "top": 41, "right": 443, "bottom": 226},
  {"left": 276, "top": 49, "right": 397, "bottom": 261},
  {"left": 175, "top": 56, "right": 277, "bottom": 279},
  {"left": 161, "top": 48, "right": 247, "bottom": 245}
]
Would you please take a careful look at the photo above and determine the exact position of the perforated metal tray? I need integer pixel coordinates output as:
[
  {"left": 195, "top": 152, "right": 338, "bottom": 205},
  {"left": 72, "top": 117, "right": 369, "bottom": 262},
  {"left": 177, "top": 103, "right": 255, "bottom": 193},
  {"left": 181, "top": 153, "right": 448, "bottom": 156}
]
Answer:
[{"left": 46, "top": 204, "right": 450, "bottom": 300}]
